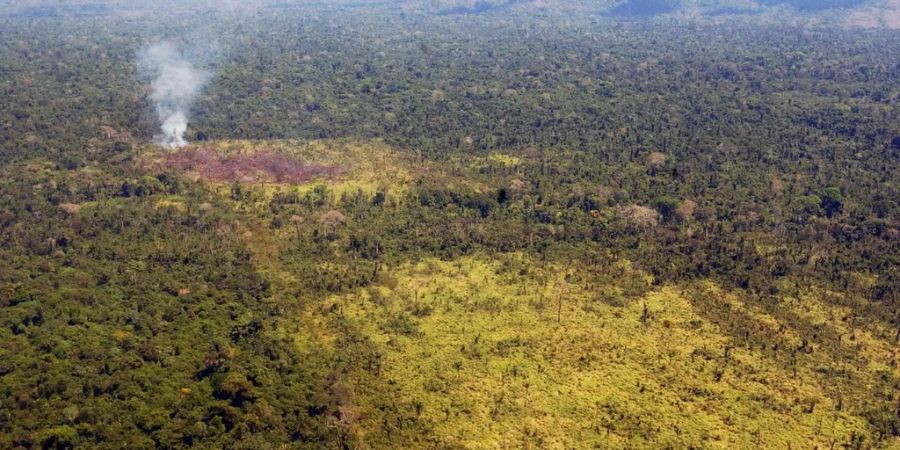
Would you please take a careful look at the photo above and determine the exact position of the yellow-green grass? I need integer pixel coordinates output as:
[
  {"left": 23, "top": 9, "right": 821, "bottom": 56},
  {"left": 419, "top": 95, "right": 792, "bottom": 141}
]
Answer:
[{"left": 323, "top": 254, "right": 887, "bottom": 449}]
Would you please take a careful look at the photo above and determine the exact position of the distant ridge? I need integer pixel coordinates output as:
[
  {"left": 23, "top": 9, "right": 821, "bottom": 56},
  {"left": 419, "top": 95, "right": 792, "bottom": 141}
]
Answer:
[
  {"left": 602, "top": 0, "right": 680, "bottom": 17},
  {"left": 759, "top": 0, "right": 867, "bottom": 12},
  {"left": 437, "top": 0, "right": 531, "bottom": 16}
]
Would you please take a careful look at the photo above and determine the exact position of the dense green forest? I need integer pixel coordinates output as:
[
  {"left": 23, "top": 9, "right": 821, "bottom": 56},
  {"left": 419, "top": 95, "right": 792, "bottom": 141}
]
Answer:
[{"left": 0, "top": 1, "right": 898, "bottom": 448}]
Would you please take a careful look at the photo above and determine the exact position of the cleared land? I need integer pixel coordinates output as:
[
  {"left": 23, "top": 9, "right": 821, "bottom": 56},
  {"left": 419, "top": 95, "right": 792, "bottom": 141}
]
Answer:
[{"left": 166, "top": 140, "right": 898, "bottom": 449}]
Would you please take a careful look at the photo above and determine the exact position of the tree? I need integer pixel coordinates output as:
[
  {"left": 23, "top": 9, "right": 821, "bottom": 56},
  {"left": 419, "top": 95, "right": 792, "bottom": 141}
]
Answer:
[
  {"left": 617, "top": 205, "right": 660, "bottom": 229},
  {"left": 290, "top": 215, "right": 305, "bottom": 242},
  {"left": 675, "top": 199, "right": 697, "bottom": 222},
  {"left": 820, "top": 187, "right": 843, "bottom": 218},
  {"left": 799, "top": 195, "right": 822, "bottom": 217},
  {"left": 555, "top": 279, "right": 570, "bottom": 323},
  {"left": 647, "top": 152, "right": 666, "bottom": 176},
  {"left": 320, "top": 210, "right": 347, "bottom": 238},
  {"left": 654, "top": 197, "right": 680, "bottom": 223}
]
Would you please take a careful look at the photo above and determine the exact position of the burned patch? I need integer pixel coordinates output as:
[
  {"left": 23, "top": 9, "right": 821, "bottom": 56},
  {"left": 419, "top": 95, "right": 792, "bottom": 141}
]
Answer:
[{"left": 162, "top": 147, "right": 339, "bottom": 184}]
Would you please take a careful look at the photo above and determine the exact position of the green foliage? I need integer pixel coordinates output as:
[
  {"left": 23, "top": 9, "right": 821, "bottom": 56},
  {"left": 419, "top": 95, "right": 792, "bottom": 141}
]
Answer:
[
  {"left": 800, "top": 194, "right": 822, "bottom": 216},
  {"left": 821, "top": 186, "right": 844, "bottom": 218},
  {"left": 0, "top": 4, "right": 898, "bottom": 449}
]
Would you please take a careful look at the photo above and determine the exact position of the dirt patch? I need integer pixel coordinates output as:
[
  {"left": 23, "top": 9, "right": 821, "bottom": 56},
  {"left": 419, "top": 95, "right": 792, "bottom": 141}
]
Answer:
[{"left": 162, "top": 147, "right": 339, "bottom": 184}]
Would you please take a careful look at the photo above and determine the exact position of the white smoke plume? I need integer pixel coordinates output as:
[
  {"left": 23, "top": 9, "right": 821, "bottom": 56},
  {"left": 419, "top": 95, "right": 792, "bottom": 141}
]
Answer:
[{"left": 138, "top": 41, "right": 209, "bottom": 148}]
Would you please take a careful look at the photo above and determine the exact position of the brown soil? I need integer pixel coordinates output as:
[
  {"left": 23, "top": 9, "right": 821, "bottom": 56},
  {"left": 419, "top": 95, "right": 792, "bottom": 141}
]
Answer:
[{"left": 162, "top": 147, "right": 339, "bottom": 184}]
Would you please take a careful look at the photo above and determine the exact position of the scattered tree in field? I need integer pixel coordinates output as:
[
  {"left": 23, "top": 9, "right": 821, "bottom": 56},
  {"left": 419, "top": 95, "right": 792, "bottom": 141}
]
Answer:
[{"left": 290, "top": 214, "right": 305, "bottom": 241}]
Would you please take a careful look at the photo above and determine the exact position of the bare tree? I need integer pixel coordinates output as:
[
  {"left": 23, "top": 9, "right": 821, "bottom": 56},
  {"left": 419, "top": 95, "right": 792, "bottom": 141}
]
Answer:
[
  {"left": 320, "top": 210, "right": 347, "bottom": 238},
  {"left": 290, "top": 214, "right": 305, "bottom": 242},
  {"left": 675, "top": 200, "right": 697, "bottom": 222},
  {"left": 555, "top": 278, "right": 570, "bottom": 324},
  {"left": 647, "top": 151, "right": 666, "bottom": 176}
]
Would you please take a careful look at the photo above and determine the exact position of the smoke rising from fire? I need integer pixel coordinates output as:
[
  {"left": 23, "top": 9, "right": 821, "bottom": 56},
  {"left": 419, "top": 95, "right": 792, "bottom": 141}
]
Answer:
[{"left": 138, "top": 41, "right": 209, "bottom": 148}]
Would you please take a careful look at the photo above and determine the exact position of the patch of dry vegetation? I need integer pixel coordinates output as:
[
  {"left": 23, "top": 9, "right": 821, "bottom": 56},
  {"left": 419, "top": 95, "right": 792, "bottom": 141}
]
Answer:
[{"left": 321, "top": 255, "right": 889, "bottom": 449}]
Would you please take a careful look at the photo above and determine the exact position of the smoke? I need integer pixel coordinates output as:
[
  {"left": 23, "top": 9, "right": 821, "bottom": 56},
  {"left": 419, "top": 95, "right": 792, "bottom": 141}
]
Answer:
[{"left": 138, "top": 41, "right": 210, "bottom": 148}]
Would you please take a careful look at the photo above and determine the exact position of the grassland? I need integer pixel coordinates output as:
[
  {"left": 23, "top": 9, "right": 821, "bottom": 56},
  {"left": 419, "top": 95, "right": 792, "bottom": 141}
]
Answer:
[{"left": 324, "top": 254, "right": 893, "bottom": 449}]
